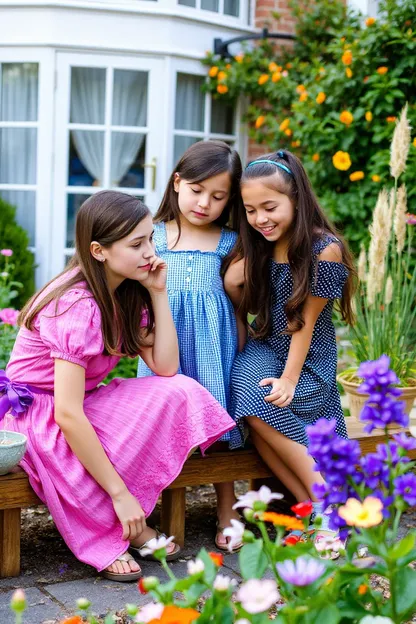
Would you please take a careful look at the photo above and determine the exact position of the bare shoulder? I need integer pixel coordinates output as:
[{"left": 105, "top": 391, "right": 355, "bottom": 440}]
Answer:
[
  {"left": 224, "top": 256, "right": 245, "bottom": 286},
  {"left": 318, "top": 242, "right": 343, "bottom": 263}
]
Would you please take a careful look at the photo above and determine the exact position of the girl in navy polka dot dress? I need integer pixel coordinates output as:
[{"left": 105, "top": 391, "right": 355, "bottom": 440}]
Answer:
[{"left": 224, "top": 149, "right": 356, "bottom": 551}]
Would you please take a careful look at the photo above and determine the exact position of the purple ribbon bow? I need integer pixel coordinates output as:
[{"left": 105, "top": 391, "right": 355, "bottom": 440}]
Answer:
[{"left": 0, "top": 370, "right": 34, "bottom": 419}]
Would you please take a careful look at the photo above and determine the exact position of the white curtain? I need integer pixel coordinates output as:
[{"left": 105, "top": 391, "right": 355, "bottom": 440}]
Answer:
[
  {"left": 175, "top": 73, "right": 205, "bottom": 132},
  {"left": 110, "top": 70, "right": 147, "bottom": 186}
]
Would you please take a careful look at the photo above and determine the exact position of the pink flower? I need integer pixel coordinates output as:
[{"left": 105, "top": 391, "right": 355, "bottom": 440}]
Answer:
[
  {"left": 0, "top": 308, "right": 19, "bottom": 326},
  {"left": 406, "top": 213, "right": 416, "bottom": 225},
  {"left": 0, "top": 249, "right": 13, "bottom": 256}
]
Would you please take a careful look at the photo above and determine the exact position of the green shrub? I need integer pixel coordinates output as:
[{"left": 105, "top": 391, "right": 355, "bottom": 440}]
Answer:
[
  {"left": 103, "top": 356, "right": 139, "bottom": 383},
  {"left": 0, "top": 197, "right": 35, "bottom": 307},
  {"left": 203, "top": 0, "right": 416, "bottom": 252}
]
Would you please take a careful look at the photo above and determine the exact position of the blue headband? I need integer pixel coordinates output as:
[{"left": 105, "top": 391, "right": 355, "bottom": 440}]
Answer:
[{"left": 246, "top": 158, "right": 293, "bottom": 176}]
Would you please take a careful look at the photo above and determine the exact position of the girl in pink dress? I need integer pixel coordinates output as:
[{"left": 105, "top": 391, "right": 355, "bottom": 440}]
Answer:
[{"left": 2, "top": 191, "right": 235, "bottom": 581}]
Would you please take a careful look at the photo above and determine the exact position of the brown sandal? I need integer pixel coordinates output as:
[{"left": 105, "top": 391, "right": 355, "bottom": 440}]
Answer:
[{"left": 101, "top": 552, "right": 142, "bottom": 582}]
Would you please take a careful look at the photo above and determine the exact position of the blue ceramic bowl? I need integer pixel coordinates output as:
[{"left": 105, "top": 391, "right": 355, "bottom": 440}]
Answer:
[{"left": 0, "top": 431, "right": 27, "bottom": 475}]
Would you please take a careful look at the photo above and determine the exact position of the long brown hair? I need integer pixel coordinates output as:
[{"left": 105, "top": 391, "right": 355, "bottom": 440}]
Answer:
[
  {"left": 154, "top": 140, "right": 242, "bottom": 243},
  {"left": 225, "top": 150, "right": 356, "bottom": 339},
  {"left": 19, "top": 191, "right": 155, "bottom": 356}
]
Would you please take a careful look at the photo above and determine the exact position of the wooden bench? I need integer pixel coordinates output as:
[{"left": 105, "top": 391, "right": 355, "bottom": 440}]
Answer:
[{"left": 1, "top": 418, "right": 415, "bottom": 578}]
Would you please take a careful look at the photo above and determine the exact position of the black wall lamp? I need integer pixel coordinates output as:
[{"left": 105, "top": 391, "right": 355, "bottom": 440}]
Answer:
[{"left": 213, "top": 27, "right": 295, "bottom": 59}]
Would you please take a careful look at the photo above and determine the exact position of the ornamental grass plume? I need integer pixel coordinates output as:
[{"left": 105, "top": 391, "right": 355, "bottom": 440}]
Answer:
[
  {"left": 394, "top": 184, "right": 407, "bottom": 254},
  {"left": 367, "top": 188, "right": 390, "bottom": 303},
  {"left": 357, "top": 246, "right": 367, "bottom": 282},
  {"left": 390, "top": 103, "right": 411, "bottom": 179}
]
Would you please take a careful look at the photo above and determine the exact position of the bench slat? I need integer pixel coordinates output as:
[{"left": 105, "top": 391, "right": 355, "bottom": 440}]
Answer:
[{"left": 0, "top": 472, "right": 41, "bottom": 509}]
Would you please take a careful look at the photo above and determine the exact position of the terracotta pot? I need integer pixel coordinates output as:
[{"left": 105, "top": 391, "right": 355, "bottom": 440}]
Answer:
[{"left": 337, "top": 375, "right": 416, "bottom": 422}]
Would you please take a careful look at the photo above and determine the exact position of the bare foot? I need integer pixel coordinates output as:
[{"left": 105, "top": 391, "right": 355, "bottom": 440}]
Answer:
[
  {"left": 106, "top": 551, "right": 141, "bottom": 576},
  {"left": 130, "top": 527, "right": 178, "bottom": 555},
  {"left": 216, "top": 509, "right": 242, "bottom": 549}
]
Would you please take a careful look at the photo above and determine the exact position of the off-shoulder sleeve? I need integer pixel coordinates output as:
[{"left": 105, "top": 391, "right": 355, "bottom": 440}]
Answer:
[
  {"left": 38, "top": 290, "right": 104, "bottom": 368},
  {"left": 310, "top": 261, "right": 348, "bottom": 300}
]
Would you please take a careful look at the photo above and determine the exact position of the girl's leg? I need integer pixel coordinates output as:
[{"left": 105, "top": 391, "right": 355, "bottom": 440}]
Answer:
[
  {"left": 246, "top": 416, "right": 325, "bottom": 500},
  {"left": 214, "top": 481, "right": 242, "bottom": 548},
  {"left": 249, "top": 428, "right": 309, "bottom": 502}
]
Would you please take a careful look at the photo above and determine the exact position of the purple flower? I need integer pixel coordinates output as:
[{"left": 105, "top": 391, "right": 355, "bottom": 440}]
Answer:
[
  {"left": 376, "top": 442, "right": 409, "bottom": 466},
  {"left": 276, "top": 557, "right": 326, "bottom": 586},
  {"left": 360, "top": 453, "right": 390, "bottom": 489},
  {"left": 393, "top": 433, "right": 416, "bottom": 452},
  {"left": 393, "top": 474, "right": 416, "bottom": 506}
]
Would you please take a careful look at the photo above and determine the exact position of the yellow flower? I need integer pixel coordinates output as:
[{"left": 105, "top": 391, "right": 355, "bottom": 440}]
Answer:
[
  {"left": 340, "top": 110, "right": 354, "bottom": 125},
  {"left": 208, "top": 66, "right": 218, "bottom": 78},
  {"left": 268, "top": 62, "right": 278, "bottom": 72},
  {"left": 296, "top": 84, "right": 306, "bottom": 93},
  {"left": 377, "top": 66, "right": 388, "bottom": 75},
  {"left": 365, "top": 111, "right": 373, "bottom": 122},
  {"left": 332, "top": 151, "right": 352, "bottom": 171},
  {"left": 366, "top": 17, "right": 376, "bottom": 26},
  {"left": 316, "top": 92, "right": 326, "bottom": 104},
  {"left": 217, "top": 84, "right": 228, "bottom": 94},
  {"left": 372, "top": 174, "right": 381, "bottom": 182},
  {"left": 262, "top": 512, "right": 304, "bottom": 531},
  {"left": 258, "top": 74, "right": 269, "bottom": 85},
  {"left": 255, "top": 115, "right": 266, "bottom": 129},
  {"left": 338, "top": 497, "right": 383, "bottom": 528},
  {"left": 413, "top": 137, "right": 416, "bottom": 147},
  {"left": 272, "top": 71, "right": 282, "bottom": 82},
  {"left": 386, "top": 116, "right": 397, "bottom": 123},
  {"left": 299, "top": 92, "right": 308, "bottom": 102},
  {"left": 285, "top": 128, "right": 292, "bottom": 136},
  {"left": 319, "top": 67, "right": 325, "bottom": 73},
  {"left": 345, "top": 67, "right": 353, "bottom": 78},
  {"left": 342, "top": 50, "right": 353, "bottom": 65},
  {"left": 234, "top": 54, "right": 244, "bottom": 63},
  {"left": 291, "top": 140, "right": 301, "bottom": 147},
  {"left": 217, "top": 70, "right": 227, "bottom": 82},
  {"left": 350, "top": 171, "right": 365, "bottom": 181},
  {"left": 279, "top": 118, "right": 290, "bottom": 132},
  {"left": 226, "top": 63, "right": 231, "bottom": 69},
  {"left": 312, "top": 153, "right": 320, "bottom": 162}
]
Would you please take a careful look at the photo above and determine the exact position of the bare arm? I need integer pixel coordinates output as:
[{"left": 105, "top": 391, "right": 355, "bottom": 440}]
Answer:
[
  {"left": 54, "top": 359, "right": 145, "bottom": 540},
  {"left": 224, "top": 258, "right": 247, "bottom": 350}
]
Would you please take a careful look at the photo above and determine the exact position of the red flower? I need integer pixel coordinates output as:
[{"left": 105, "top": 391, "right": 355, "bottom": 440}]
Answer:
[
  {"left": 284, "top": 535, "right": 301, "bottom": 546},
  {"left": 291, "top": 501, "right": 313, "bottom": 518},
  {"left": 138, "top": 577, "right": 148, "bottom": 594},
  {"left": 209, "top": 552, "right": 224, "bottom": 567}
]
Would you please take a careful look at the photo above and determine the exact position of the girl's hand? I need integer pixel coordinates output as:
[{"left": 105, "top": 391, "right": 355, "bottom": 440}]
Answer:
[
  {"left": 260, "top": 376, "right": 296, "bottom": 407},
  {"left": 112, "top": 489, "right": 147, "bottom": 541},
  {"left": 139, "top": 256, "right": 168, "bottom": 293}
]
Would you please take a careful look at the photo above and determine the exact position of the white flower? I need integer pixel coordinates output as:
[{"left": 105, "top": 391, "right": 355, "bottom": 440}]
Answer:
[
  {"left": 138, "top": 535, "right": 175, "bottom": 557},
  {"left": 187, "top": 558, "right": 205, "bottom": 575},
  {"left": 314, "top": 535, "right": 343, "bottom": 553},
  {"left": 410, "top": 425, "right": 416, "bottom": 439},
  {"left": 233, "top": 486, "right": 283, "bottom": 510},
  {"left": 359, "top": 617, "right": 394, "bottom": 624},
  {"left": 135, "top": 602, "right": 164, "bottom": 623},
  {"left": 213, "top": 574, "right": 237, "bottom": 591},
  {"left": 236, "top": 578, "right": 280, "bottom": 614},
  {"left": 0, "top": 272, "right": 8, "bottom": 278},
  {"left": 223, "top": 519, "right": 245, "bottom": 552},
  {"left": 235, "top": 620, "right": 251, "bottom": 624}
]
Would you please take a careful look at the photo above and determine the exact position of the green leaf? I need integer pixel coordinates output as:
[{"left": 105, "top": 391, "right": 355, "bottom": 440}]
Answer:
[
  {"left": 239, "top": 541, "right": 269, "bottom": 580},
  {"left": 393, "top": 566, "right": 416, "bottom": 618},
  {"left": 301, "top": 605, "right": 341, "bottom": 624},
  {"left": 216, "top": 605, "right": 235, "bottom": 624},
  {"left": 182, "top": 582, "right": 206, "bottom": 606},
  {"left": 389, "top": 533, "right": 415, "bottom": 560}
]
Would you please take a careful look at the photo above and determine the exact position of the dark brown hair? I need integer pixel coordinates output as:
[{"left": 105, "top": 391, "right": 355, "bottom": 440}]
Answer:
[
  {"left": 224, "top": 150, "right": 356, "bottom": 339},
  {"left": 154, "top": 140, "right": 242, "bottom": 243},
  {"left": 19, "top": 191, "right": 154, "bottom": 356}
]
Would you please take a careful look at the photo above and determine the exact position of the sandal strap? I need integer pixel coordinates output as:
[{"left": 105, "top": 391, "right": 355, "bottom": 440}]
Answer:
[{"left": 117, "top": 552, "right": 135, "bottom": 563}]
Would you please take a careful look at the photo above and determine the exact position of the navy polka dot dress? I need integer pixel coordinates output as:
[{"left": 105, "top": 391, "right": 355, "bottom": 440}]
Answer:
[{"left": 229, "top": 234, "right": 348, "bottom": 450}]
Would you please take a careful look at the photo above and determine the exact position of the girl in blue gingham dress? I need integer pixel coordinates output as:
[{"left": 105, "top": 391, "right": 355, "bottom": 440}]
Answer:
[{"left": 138, "top": 141, "right": 243, "bottom": 551}]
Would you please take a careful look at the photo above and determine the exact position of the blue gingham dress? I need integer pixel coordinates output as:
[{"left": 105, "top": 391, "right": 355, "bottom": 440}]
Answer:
[
  {"left": 229, "top": 234, "right": 348, "bottom": 449},
  {"left": 138, "top": 222, "right": 238, "bottom": 441}
]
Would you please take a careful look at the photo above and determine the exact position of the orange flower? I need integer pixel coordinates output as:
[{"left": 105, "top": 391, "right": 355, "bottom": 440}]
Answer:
[
  {"left": 209, "top": 552, "right": 224, "bottom": 566},
  {"left": 217, "top": 71, "right": 227, "bottom": 82},
  {"left": 60, "top": 618, "right": 83, "bottom": 624},
  {"left": 345, "top": 67, "right": 353, "bottom": 78},
  {"left": 340, "top": 36, "right": 346, "bottom": 42},
  {"left": 312, "top": 153, "right": 320, "bottom": 162},
  {"left": 413, "top": 137, "right": 416, "bottom": 147},
  {"left": 340, "top": 110, "right": 354, "bottom": 125},
  {"left": 226, "top": 63, "right": 231, "bottom": 69},
  {"left": 285, "top": 128, "right": 292, "bottom": 136},
  {"left": 332, "top": 150, "right": 352, "bottom": 171},
  {"left": 269, "top": 62, "right": 279, "bottom": 72},
  {"left": 234, "top": 54, "right": 244, "bottom": 63},
  {"left": 372, "top": 174, "right": 381, "bottom": 182},
  {"left": 296, "top": 84, "right": 306, "bottom": 93},
  {"left": 262, "top": 512, "right": 304, "bottom": 531},
  {"left": 258, "top": 74, "right": 269, "bottom": 85},
  {"left": 151, "top": 605, "right": 200, "bottom": 624},
  {"left": 217, "top": 84, "right": 228, "bottom": 94},
  {"left": 272, "top": 71, "right": 282, "bottom": 82},
  {"left": 386, "top": 116, "right": 397, "bottom": 123},
  {"left": 208, "top": 66, "right": 218, "bottom": 78},
  {"left": 358, "top": 584, "right": 368, "bottom": 595},
  {"left": 366, "top": 17, "right": 376, "bottom": 26},
  {"left": 365, "top": 111, "right": 373, "bottom": 122},
  {"left": 376, "top": 66, "right": 388, "bottom": 75},
  {"left": 299, "top": 91, "right": 308, "bottom": 102},
  {"left": 363, "top": 75, "right": 369, "bottom": 83},
  {"left": 342, "top": 50, "right": 353, "bottom": 65},
  {"left": 291, "top": 140, "right": 301, "bottom": 147},
  {"left": 279, "top": 118, "right": 290, "bottom": 132},
  {"left": 286, "top": 62, "right": 293, "bottom": 69},
  {"left": 350, "top": 171, "right": 365, "bottom": 181},
  {"left": 316, "top": 91, "right": 326, "bottom": 104},
  {"left": 255, "top": 115, "right": 266, "bottom": 129}
]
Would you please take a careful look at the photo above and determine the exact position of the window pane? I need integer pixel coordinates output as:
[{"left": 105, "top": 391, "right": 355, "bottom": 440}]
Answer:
[
  {"left": 173, "top": 136, "right": 200, "bottom": 165},
  {"left": 175, "top": 74, "right": 205, "bottom": 132},
  {"left": 178, "top": 0, "right": 196, "bottom": 6},
  {"left": 211, "top": 99, "right": 235, "bottom": 135},
  {"left": 201, "top": 0, "right": 219, "bottom": 10},
  {"left": 0, "top": 190, "right": 36, "bottom": 246},
  {"left": 111, "top": 132, "right": 146, "bottom": 188},
  {"left": 224, "top": 0, "right": 239, "bottom": 16},
  {"left": 0, "top": 63, "right": 38, "bottom": 122},
  {"left": 70, "top": 67, "right": 105, "bottom": 124},
  {"left": 0, "top": 128, "right": 37, "bottom": 184},
  {"left": 68, "top": 130, "right": 104, "bottom": 185},
  {"left": 66, "top": 193, "right": 91, "bottom": 247},
  {"left": 112, "top": 70, "right": 148, "bottom": 127}
]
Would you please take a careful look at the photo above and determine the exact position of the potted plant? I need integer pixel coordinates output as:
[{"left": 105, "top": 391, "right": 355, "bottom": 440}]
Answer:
[{"left": 337, "top": 104, "right": 416, "bottom": 421}]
